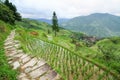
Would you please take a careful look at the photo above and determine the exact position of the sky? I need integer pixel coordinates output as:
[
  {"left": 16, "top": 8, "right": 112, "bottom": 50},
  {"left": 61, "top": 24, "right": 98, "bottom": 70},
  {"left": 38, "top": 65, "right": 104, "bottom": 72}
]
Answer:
[{"left": 9, "top": 0, "right": 120, "bottom": 19}]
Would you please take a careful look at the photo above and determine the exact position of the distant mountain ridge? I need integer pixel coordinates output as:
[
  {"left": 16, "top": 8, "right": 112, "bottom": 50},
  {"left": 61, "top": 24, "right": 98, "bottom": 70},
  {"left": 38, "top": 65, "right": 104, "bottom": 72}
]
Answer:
[
  {"left": 32, "top": 18, "right": 70, "bottom": 24},
  {"left": 61, "top": 13, "right": 120, "bottom": 38}
]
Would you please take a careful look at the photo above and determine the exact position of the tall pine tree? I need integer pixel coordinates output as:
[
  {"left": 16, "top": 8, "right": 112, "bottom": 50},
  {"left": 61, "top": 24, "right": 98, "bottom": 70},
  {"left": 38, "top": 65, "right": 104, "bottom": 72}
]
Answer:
[{"left": 52, "top": 11, "right": 59, "bottom": 36}]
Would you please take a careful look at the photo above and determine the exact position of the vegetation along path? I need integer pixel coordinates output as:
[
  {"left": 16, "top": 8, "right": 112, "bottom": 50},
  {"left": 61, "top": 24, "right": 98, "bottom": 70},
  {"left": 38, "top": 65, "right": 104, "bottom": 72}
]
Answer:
[{"left": 4, "top": 30, "right": 60, "bottom": 80}]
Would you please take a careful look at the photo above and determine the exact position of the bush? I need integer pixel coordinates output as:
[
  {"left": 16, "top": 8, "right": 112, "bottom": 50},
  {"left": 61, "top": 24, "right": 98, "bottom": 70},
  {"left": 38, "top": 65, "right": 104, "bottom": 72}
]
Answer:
[
  {"left": 0, "top": 3, "right": 15, "bottom": 24},
  {"left": 42, "top": 33, "right": 47, "bottom": 38}
]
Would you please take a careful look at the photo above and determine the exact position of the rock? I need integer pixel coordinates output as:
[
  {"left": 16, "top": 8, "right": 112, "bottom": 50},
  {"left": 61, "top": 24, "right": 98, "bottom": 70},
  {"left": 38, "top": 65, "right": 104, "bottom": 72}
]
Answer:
[
  {"left": 29, "top": 64, "right": 50, "bottom": 78},
  {"left": 19, "top": 77, "right": 29, "bottom": 80},
  {"left": 14, "top": 53, "right": 24, "bottom": 58},
  {"left": 22, "top": 56, "right": 31, "bottom": 64},
  {"left": 12, "top": 61, "right": 20, "bottom": 69},
  {"left": 39, "top": 70, "right": 57, "bottom": 80},
  {"left": 20, "top": 54, "right": 28, "bottom": 59},
  {"left": 7, "top": 50, "right": 17, "bottom": 57},
  {"left": 24, "top": 67, "right": 32, "bottom": 73},
  {"left": 17, "top": 73, "right": 27, "bottom": 79},
  {"left": 32, "top": 59, "right": 46, "bottom": 70},
  {"left": 14, "top": 44, "right": 20, "bottom": 48},
  {"left": 4, "top": 46, "right": 13, "bottom": 49},
  {"left": 17, "top": 50, "right": 23, "bottom": 53},
  {"left": 21, "top": 58, "right": 38, "bottom": 69}
]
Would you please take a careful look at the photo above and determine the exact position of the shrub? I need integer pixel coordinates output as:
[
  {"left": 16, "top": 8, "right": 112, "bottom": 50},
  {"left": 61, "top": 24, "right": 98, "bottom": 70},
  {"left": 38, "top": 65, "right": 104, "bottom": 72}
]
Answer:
[{"left": 0, "top": 3, "right": 15, "bottom": 24}]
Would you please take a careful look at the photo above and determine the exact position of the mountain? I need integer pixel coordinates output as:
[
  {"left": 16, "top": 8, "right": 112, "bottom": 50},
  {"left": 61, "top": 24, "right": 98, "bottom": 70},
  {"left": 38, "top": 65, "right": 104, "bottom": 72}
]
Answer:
[
  {"left": 58, "top": 18, "right": 70, "bottom": 24},
  {"left": 61, "top": 13, "right": 120, "bottom": 38},
  {"left": 35, "top": 18, "right": 51, "bottom": 24},
  {"left": 32, "top": 18, "right": 70, "bottom": 24}
]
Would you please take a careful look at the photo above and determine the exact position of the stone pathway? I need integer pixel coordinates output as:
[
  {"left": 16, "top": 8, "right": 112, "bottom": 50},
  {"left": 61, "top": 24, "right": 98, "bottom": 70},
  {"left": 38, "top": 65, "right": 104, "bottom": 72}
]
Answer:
[{"left": 4, "top": 30, "right": 61, "bottom": 80}]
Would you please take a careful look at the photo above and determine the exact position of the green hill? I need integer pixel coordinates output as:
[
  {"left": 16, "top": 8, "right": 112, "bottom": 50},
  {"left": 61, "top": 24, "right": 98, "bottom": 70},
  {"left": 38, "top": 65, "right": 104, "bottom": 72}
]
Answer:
[
  {"left": 15, "top": 19, "right": 120, "bottom": 75},
  {"left": 92, "top": 37, "right": 120, "bottom": 73},
  {"left": 61, "top": 13, "right": 120, "bottom": 38},
  {"left": 14, "top": 19, "right": 119, "bottom": 79},
  {"left": 0, "top": 18, "right": 120, "bottom": 79},
  {"left": 2, "top": 0, "right": 120, "bottom": 79}
]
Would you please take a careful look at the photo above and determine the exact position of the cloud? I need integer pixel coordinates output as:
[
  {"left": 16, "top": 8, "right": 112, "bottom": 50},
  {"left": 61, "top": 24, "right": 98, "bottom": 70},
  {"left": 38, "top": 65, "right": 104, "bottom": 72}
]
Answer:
[{"left": 9, "top": 0, "right": 120, "bottom": 19}]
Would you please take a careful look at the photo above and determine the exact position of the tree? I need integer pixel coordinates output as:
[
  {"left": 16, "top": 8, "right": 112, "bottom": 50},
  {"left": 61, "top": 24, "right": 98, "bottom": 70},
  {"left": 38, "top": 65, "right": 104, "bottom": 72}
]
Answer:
[
  {"left": 0, "top": 0, "right": 21, "bottom": 24},
  {"left": 52, "top": 11, "right": 59, "bottom": 36},
  {"left": 4, "top": 0, "right": 21, "bottom": 22},
  {"left": 0, "top": 3, "right": 15, "bottom": 24}
]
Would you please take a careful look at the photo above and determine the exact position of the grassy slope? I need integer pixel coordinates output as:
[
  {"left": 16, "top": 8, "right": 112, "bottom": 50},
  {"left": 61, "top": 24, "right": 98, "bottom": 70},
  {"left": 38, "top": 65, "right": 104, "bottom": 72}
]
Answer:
[
  {"left": 16, "top": 19, "right": 120, "bottom": 74},
  {"left": 16, "top": 19, "right": 75, "bottom": 50},
  {"left": 92, "top": 38, "right": 120, "bottom": 73},
  {"left": 0, "top": 21, "right": 17, "bottom": 80}
]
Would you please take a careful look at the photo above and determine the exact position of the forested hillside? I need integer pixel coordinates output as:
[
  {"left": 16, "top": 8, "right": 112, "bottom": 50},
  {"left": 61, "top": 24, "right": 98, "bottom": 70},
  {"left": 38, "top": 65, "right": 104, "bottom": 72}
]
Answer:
[{"left": 61, "top": 13, "right": 120, "bottom": 38}]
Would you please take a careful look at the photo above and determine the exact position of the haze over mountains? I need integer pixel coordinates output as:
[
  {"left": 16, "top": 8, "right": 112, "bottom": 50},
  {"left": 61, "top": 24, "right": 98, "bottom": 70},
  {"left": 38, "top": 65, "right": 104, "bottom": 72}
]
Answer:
[
  {"left": 32, "top": 18, "right": 70, "bottom": 24},
  {"left": 33, "top": 13, "right": 120, "bottom": 38},
  {"left": 61, "top": 13, "right": 120, "bottom": 38}
]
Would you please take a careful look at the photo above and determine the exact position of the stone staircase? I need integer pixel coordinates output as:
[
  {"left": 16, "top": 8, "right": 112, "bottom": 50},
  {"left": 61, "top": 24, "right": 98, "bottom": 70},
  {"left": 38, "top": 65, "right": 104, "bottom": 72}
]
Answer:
[{"left": 4, "top": 30, "right": 61, "bottom": 80}]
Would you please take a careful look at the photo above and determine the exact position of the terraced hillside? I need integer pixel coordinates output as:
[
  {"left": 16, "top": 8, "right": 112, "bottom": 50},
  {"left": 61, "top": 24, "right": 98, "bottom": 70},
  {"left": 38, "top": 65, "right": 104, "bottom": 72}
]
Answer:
[
  {"left": 15, "top": 27, "right": 120, "bottom": 80},
  {"left": 1, "top": 0, "right": 120, "bottom": 79},
  {"left": 1, "top": 18, "right": 120, "bottom": 80}
]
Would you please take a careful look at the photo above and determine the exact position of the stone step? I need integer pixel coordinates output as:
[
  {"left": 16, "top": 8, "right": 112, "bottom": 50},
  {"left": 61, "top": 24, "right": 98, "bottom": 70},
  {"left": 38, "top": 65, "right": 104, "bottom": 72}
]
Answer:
[
  {"left": 4, "top": 41, "right": 13, "bottom": 46},
  {"left": 28, "top": 64, "right": 51, "bottom": 79},
  {"left": 21, "top": 56, "right": 31, "bottom": 64},
  {"left": 21, "top": 57, "right": 38, "bottom": 69},
  {"left": 4, "top": 45, "right": 14, "bottom": 49},
  {"left": 17, "top": 73, "right": 27, "bottom": 79},
  {"left": 39, "top": 70, "right": 57, "bottom": 80},
  {"left": 12, "top": 61, "right": 20, "bottom": 69}
]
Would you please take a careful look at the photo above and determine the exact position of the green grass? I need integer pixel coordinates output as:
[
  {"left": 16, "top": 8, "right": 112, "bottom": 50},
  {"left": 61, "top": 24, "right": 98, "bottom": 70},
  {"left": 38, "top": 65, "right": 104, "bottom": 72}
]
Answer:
[
  {"left": 15, "top": 19, "right": 120, "bottom": 74},
  {"left": 0, "top": 21, "right": 18, "bottom": 80},
  {"left": 14, "top": 19, "right": 120, "bottom": 79},
  {"left": 15, "top": 27, "right": 119, "bottom": 80},
  {"left": 92, "top": 38, "right": 120, "bottom": 74}
]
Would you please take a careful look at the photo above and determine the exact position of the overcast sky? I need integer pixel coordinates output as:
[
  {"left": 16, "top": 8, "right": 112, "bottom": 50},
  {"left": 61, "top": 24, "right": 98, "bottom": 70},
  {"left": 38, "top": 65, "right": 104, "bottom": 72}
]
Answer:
[{"left": 9, "top": 0, "right": 120, "bottom": 19}]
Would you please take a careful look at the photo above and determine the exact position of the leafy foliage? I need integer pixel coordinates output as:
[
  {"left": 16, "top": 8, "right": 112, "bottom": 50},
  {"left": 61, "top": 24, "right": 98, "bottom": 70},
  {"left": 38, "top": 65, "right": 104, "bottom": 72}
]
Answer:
[
  {"left": 0, "top": 3, "right": 15, "bottom": 24},
  {"left": 4, "top": 0, "right": 21, "bottom": 21},
  {"left": 0, "top": 0, "right": 21, "bottom": 24}
]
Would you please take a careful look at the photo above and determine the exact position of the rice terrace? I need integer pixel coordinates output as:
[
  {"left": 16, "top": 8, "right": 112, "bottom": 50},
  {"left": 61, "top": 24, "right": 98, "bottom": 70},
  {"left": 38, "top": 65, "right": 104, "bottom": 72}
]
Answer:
[{"left": 0, "top": 0, "right": 120, "bottom": 80}]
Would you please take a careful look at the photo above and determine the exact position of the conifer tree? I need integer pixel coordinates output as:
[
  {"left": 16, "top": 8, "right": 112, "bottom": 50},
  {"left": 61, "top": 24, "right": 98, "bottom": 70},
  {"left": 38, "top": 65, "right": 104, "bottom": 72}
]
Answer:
[{"left": 52, "top": 11, "right": 59, "bottom": 36}]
